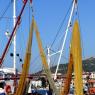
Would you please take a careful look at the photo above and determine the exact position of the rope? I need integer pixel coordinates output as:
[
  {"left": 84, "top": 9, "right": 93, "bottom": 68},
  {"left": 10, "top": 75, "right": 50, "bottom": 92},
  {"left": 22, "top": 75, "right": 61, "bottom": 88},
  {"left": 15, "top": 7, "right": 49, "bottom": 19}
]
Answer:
[
  {"left": 31, "top": 46, "right": 47, "bottom": 64},
  {"left": 50, "top": 1, "right": 73, "bottom": 48},
  {"left": 0, "top": 0, "right": 13, "bottom": 21},
  {"left": 0, "top": 17, "right": 16, "bottom": 19},
  {"left": 76, "top": 5, "right": 85, "bottom": 59}
]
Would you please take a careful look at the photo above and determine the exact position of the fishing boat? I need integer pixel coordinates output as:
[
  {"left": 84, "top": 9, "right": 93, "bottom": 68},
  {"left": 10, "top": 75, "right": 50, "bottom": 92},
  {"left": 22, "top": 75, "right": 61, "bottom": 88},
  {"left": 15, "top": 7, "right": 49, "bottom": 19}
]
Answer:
[
  {"left": 0, "top": 0, "right": 94, "bottom": 95},
  {"left": 0, "top": 0, "right": 78, "bottom": 94}
]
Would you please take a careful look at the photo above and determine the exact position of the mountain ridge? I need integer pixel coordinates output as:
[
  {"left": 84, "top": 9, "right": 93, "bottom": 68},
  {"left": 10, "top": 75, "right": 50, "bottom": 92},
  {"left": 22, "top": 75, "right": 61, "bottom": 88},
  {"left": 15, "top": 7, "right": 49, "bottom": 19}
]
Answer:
[{"left": 50, "top": 57, "right": 95, "bottom": 74}]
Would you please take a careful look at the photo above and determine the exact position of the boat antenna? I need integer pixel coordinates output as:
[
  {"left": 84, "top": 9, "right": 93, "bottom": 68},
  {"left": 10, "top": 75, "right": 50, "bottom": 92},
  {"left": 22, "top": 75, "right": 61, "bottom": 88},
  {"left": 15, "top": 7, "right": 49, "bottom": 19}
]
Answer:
[
  {"left": 0, "top": 0, "right": 28, "bottom": 67},
  {"left": 13, "top": 0, "right": 16, "bottom": 75}
]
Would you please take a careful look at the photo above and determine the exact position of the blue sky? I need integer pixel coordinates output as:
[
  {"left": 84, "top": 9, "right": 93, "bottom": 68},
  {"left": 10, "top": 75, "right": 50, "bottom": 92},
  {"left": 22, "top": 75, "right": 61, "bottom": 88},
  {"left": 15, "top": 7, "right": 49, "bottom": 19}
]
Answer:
[{"left": 0, "top": 0, "right": 95, "bottom": 73}]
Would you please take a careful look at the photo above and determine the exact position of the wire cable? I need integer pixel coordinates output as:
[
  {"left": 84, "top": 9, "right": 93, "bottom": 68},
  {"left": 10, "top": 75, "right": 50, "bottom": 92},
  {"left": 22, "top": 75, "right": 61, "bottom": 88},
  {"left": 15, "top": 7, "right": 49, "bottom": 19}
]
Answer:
[
  {"left": 50, "top": 1, "right": 73, "bottom": 48},
  {"left": 76, "top": 5, "right": 85, "bottom": 59},
  {"left": 31, "top": 46, "right": 47, "bottom": 64},
  {"left": 0, "top": 0, "right": 13, "bottom": 21},
  {"left": 0, "top": 16, "right": 17, "bottom": 20}
]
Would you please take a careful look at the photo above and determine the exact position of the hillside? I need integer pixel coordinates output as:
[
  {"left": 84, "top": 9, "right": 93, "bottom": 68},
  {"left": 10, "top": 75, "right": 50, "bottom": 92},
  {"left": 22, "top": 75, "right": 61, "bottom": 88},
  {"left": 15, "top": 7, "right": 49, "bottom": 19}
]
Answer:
[{"left": 50, "top": 57, "right": 95, "bottom": 74}]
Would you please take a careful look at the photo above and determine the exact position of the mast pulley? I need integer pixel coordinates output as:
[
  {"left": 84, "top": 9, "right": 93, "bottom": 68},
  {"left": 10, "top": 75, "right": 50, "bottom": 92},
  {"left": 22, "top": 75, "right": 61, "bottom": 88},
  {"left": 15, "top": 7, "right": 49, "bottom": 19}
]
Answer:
[{"left": 74, "top": 0, "right": 77, "bottom": 4}]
